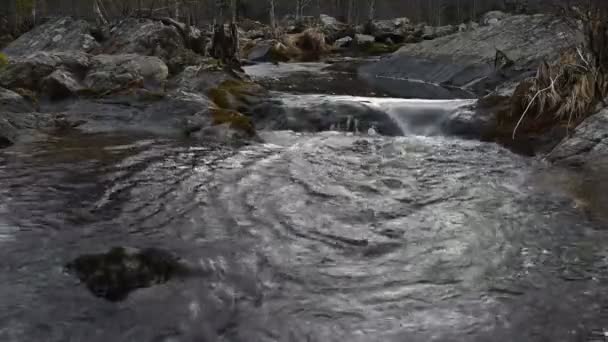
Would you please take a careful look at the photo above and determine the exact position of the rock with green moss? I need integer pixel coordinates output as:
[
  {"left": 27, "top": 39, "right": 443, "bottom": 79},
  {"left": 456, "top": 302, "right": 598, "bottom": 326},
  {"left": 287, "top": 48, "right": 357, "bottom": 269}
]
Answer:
[
  {"left": 66, "top": 247, "right": 192, "bottom": 301},
  {"left": 207, "top": 79, "right": 268, "bottom": 112},
  {"left": 0, "top": 53, "right": 8, "bottom": 68},
  {"left": 211, "top": 108, "right": 255, "bottom": 136},
  {"left": 362, "top": 42, "right": 400, "bottom": 55},
  {"left": 184, "top": 106, "right": 258, "bottom": 144}
]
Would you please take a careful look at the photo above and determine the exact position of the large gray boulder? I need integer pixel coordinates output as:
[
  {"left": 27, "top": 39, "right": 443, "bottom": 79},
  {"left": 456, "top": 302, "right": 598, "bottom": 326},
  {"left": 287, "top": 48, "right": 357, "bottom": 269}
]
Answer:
[
  {"left": 361, "top": 14, "right": 578, "bottom": 97},
  {"left": 0, "top": 51, "right": 168, "bottom": 97},
  {"left": 99, "top": 17, "right": 207, "bottom": 73},
  {"left": 0, "top": 51, "right": 91, "bottom": 90},
  {"left": 102, "top": 18, "right": 183, "bottom": 58},
  {"left": 83, "top": 54, "right": 168, "bottom": 94},
  {"left": 548, "top": 108, "right": 608, "bottom": 168},
  {"left": 2, "top": 17, "right": 99, "bottom": 56}
]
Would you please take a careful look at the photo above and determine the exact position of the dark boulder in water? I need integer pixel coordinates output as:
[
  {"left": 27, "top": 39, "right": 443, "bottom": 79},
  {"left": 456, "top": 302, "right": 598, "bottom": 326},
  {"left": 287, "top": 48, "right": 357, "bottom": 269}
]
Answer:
[{"left": 66, "top": 246, "right": 191, "bottom": 301}]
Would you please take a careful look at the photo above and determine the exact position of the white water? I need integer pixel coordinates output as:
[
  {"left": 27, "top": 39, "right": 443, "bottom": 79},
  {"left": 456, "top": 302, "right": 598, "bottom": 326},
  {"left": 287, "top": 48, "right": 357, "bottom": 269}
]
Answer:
[{"left": 273, "top": 93, "right": 477, "bottom": 136}]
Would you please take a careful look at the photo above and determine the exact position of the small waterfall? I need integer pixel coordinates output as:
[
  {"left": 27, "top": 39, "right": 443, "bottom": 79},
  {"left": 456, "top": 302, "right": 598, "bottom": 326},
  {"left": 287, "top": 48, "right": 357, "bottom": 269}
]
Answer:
[
  {"left": 271, "top": 93, "right": 477, "bottom": 137},
  {"left": 378, "top": 98, "right": 477, "bottom": 136}
]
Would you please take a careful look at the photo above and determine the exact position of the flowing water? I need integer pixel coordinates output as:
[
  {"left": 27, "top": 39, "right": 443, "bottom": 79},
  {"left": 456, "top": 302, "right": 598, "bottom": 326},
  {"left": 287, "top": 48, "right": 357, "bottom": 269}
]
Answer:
[{"left": 1, "top": 62, "right": 608, "bottom": 342}]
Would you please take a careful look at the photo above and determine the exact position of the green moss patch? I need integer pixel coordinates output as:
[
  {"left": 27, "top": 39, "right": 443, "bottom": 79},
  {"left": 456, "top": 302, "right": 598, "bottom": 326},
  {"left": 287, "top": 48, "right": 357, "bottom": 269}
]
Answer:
[
  {"left": 208, "top": 79, "right": 265, "bottom": 110},
  {"left": 362, "top": 43, "right": 401, "bottom": 55},
  {"left": 0, "top": 53, "right": 8, "bottom": 68},
  {"left": 211, "top": 108, "right": 255, "bottom": 136}
]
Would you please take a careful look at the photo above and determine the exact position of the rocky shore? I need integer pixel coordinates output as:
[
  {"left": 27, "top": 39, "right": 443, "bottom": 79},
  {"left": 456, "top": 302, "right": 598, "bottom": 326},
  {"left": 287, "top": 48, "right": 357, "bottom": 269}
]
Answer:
[{"left": 0, "top": 16, "right": 266, "bottom": 147}]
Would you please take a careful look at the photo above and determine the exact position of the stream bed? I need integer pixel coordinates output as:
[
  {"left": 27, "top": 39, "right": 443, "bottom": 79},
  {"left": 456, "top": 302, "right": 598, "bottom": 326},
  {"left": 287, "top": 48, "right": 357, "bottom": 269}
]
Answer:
[{"left": 0, "top": 62, "right": 607, "bottom": 342}]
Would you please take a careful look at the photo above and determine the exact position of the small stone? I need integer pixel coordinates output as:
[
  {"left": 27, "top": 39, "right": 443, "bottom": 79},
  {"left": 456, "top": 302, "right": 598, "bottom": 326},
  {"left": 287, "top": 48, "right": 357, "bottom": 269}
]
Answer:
[{"left": 52, "top": 34, "right": 63, "bottom": 42}]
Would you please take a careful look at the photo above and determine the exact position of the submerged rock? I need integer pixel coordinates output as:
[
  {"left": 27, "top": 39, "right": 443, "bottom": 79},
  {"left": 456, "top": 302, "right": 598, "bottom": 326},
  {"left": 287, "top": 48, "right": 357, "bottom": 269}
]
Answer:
[{"left": 66, "top": 246, "right": 191, "bottom": 301}]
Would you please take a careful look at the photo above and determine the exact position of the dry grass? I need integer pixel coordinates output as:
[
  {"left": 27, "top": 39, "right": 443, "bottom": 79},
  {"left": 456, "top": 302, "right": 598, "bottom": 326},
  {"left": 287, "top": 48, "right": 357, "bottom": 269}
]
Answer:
[
  {"left": 281, "top": 28, "right": 329, "bottom": 61},
  {"left": 506, "top": 13, "right": 608, "bottom": 138}
]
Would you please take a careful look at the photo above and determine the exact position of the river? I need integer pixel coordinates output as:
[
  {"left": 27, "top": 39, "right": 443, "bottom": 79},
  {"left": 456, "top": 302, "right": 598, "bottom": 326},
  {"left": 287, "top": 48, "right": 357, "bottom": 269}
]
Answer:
[{"left": 0, "top": 62, "right": 607, "bottom": 341}]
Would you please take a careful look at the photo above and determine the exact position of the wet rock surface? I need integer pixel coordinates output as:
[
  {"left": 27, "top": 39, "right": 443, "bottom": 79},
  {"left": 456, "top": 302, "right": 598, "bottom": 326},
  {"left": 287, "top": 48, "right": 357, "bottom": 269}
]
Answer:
[
  {"left": 0, "top": 87, "right": 35, "bottom": 113},
  {"left": 362, "top": 14, "right": 579, "bottom": 97},
  {"left": 0, "top": 111, "right": 80, "bottom": 146},
  {"left": 548, "top": 108, "right": 608, "bottom": 168},
  {"left": 66, "top": 247, "right": 191, "bottom": 301}
]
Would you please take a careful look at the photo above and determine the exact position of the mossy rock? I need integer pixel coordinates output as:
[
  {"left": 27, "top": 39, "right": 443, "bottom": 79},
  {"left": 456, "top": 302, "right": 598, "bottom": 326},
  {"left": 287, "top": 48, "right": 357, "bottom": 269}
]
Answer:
[
  {"left": 211, "top": 108, "right": 255, "bottom": 137},
  {"left": 208, "top": 79, "right": 267, "bottom": 111},
  {"left": 0, "top": 53, "right": 8, "bottom": 68},
  {"left": 362, "top": 43, "right": 401, "bottom": 55},
  {"left": 208, "top": 87, "right": 232, "bottom": 109}
]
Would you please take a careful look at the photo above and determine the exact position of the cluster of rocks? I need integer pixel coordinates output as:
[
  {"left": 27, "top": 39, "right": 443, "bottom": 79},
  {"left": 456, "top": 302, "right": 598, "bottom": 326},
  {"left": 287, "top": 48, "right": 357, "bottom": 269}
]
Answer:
[
  {"left": 0, "top": 16, "right": 268, "bottom": 147},
  {"left": 241, "top": 13, "right": 492, "bottom": 63}
]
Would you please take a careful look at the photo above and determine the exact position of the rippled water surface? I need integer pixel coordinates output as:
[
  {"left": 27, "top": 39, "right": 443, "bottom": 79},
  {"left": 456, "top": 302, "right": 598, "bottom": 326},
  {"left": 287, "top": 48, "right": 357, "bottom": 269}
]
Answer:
[
  {"left": 2, "top": 61, "right": 608, "bottom": 341},
  {"left": 1, "top": 129, "right": 608, "bottom": 342}
]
